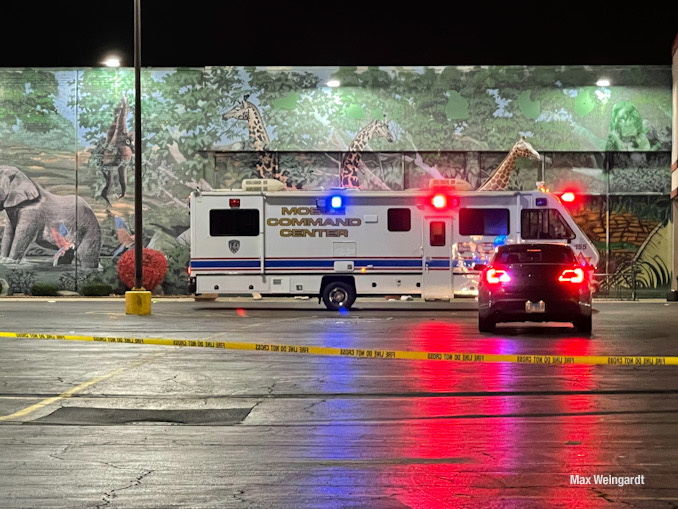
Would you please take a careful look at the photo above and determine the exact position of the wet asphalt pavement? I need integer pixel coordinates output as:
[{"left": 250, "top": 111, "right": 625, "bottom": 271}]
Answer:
[{"left": 1, "top": 297, "right": 677, "bottom": 508}]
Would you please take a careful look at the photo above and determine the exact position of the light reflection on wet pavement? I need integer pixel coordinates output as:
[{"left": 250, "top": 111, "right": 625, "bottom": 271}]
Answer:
[{"left": 0, "top": 300, "right": 676, "bottom": 507}]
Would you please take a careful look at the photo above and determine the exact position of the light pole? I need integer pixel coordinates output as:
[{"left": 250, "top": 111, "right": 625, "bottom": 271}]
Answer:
[{"left": 125, "top": 0, "right": 152, "bottom": 314}]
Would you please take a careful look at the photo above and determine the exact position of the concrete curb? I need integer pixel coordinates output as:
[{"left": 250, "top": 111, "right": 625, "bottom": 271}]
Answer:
[{"left": 0, "top": 296, "right": 674, "bottom": 304}]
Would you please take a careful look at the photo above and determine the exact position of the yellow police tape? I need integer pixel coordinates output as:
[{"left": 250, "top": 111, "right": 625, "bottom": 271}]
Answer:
[{"left": 0, "top": 331, "right": 676, "bottom": 366}]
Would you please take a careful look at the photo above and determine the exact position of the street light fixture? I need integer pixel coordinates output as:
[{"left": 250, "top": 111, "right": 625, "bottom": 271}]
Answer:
[{"left": 103, "top": 56, "right": 121, "bottom": 68}]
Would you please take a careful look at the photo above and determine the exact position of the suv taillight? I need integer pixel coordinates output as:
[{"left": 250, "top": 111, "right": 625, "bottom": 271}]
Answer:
[
  {"left": 485, "top": 268, "right": 511, "bottom": 284},
  {"left": 558, "top": 267, "right": 585, "bottom": 284}
]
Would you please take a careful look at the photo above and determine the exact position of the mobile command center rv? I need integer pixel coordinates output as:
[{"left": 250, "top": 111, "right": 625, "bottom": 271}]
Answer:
[{"left": 188, "top": 179, "right": 599, "bottom": 310}]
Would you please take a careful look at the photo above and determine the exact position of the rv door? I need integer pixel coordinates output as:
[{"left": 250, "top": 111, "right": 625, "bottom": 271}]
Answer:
[{"left": 422, "top": 217, "right": 453, "bottom": 300}]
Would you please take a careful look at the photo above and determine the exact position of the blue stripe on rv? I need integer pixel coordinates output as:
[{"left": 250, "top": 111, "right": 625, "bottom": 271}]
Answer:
[
  {"left": 191, "top": 260, "right": 261, "bottom": 268},
  {"left": 190, "top": 259, "right": 461, "bottom": 269},
  {"left": 267, "top": 259, "right": 423, "bottom": 268}
]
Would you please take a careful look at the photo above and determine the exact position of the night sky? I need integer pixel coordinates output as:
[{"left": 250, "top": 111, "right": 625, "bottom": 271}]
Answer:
[{"left": 3, "top": 1, "right": 677, "bottom": 67}]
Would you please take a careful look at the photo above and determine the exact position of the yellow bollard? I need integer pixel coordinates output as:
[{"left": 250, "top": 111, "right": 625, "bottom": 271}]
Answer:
[{"left": 125, "top": 289, "right": 152, "bottom": 315}]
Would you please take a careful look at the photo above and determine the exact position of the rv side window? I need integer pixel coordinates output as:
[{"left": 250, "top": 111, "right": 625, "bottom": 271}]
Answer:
[
  {"left": 430, "top": 221, "right": 446, "bottom": 246},
  {"left": 459, "top": 208, "right": 510, "bottom": 236},
  {"left": 388, "top": 208, "right": 411, "bottom": 232},
  {"left": 521, "top": 209, "right": 575, "bottom": 240},
  {"left": 209, "top": 209, "right": 260, "bottom": 236}
]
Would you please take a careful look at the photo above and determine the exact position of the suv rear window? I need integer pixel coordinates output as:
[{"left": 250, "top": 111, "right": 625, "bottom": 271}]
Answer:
[{"left": 494, "top": 246, "right": 576, "bottom": 264}]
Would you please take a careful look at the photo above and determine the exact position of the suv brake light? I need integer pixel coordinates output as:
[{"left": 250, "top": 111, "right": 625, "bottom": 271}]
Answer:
[
  {"left": 558, "top": 267, "right": 584, "bottom": 283},
  {"left": 486, "top": 268, "right": 511, "bottom": 284}
]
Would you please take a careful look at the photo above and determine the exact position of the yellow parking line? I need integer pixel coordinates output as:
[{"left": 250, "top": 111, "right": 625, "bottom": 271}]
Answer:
[{"left": 0, "top": 351, "right": 166, "bottom": 422}]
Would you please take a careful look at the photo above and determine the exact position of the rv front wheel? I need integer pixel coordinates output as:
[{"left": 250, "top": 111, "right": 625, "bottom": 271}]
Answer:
[{"left": 322, "top": 282, "right": 356, "bottom": 311}]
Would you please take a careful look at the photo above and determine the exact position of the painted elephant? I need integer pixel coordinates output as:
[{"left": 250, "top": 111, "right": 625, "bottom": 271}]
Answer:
[{"left": 0, "top": 165, "right": 101, "bottom": 268}]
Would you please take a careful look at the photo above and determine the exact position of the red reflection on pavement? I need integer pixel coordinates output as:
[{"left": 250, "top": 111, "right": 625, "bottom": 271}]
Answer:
[
  {"left": 390, "top": 323, "right": 525, "bottom": 506},
  {"left": 552, "top": 337, "right": 595, "bottom": 357},
  {"left": 384, "top": 326, "right": 611, "bottom": 506}
]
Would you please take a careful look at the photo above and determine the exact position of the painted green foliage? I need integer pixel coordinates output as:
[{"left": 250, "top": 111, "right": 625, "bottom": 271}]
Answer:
[
  {"left": 274, "top": 92, "right": 300, "bottom": 110},
  {"left": 0, "top": 69, "right": 73, "bottom": 150},
  {"left": 219, "top": 65, "right": 670, "bottom": 153},
  {"left": 73, "top": 67, "right": 247, "bottom": 202},
  {"left": 445, "top": 91, "right": 469, "bottom": 120},
  {"left": 517, "top": 91, "right": 540, "bottom": 119},
  {"left": 574, "top": 87, "right": 596, "bottom": 117}
]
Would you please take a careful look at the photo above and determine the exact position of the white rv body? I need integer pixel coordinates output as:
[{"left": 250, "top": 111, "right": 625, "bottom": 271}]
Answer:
[{"left": 189, "top": 181, "right": 599, "bottom": 309}]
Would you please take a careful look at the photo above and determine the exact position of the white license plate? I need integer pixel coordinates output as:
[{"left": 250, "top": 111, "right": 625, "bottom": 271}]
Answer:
[{"left": 525, "top": 300, "right": 546, "bottom": 313}]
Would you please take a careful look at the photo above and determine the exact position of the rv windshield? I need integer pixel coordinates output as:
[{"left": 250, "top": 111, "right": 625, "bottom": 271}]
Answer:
[{"left": 521, "top": 208, "right": 575, "bottom": 240}]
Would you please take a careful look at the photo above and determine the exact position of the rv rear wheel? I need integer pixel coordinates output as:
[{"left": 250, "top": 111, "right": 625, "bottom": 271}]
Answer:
[{"left": 322, "top": 282, "right": 356, "bottom": 311}]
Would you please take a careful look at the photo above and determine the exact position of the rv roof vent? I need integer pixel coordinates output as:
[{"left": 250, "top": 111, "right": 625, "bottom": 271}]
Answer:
[
  {"left": 241, "top": 179, "right": 286, "bottom": 192},
  {"left": 428, "top": 178, "right": 473, "bottom": 191}
]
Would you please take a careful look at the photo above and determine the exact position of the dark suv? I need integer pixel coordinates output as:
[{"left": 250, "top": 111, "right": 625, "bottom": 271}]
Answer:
[{"left": 477, "top": 243, "right": 593, "bottom": 333}]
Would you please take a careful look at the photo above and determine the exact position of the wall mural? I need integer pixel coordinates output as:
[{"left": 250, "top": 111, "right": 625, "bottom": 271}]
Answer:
[
  {"left": 340, "top": 119, "right": 394, "bottom": 189},
  {"left": 90, "top": 95, "right": 135, "bottom": 207},
  {"left": 477, "top": 137, "right": 541, "bottom": 191},
  {"left": 0, "top": 66, "right": 672, "bottom": 296},
  {"left": 0, "top": 165, "right": 100, "bottom": 267}
]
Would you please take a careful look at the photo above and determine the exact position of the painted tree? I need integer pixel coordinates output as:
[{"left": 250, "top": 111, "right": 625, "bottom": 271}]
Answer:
[
  {"left": 71, "top": 67, "right": 244, "bottom": 205},
  {"left": 0, "top": 69, "right": 72, "bottom": 150}
]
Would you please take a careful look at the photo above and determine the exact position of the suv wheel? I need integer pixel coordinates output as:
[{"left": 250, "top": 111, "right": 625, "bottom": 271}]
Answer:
[
  {"left": 574, "top": 314, "right": 592, "bottom": 334},
  {"left": 478, "top": 315, "right": 495, "bottom": 333}
]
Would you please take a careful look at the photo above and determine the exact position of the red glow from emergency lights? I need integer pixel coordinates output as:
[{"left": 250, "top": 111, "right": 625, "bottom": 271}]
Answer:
[
  {"left": 486, "top": 268, "right": 511, "bottom": 284},
  {"left": 431, "top": 194, "right": 447, "bottom": 209},
  {"left": 417, "top": 191, "right": 458, "bottom": 211},
  {"left": 560, "top": 192, "right": 576, "bottom": 203}
]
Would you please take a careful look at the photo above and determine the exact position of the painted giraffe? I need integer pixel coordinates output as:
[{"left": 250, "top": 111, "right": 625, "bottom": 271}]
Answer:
[
  {"left": 222, "top": 95, "right": 300, "bottom": 189},
  {"left": 341, "top": 119, "right": 394, "bottom": 188},
  {"left": 477, "top": 136, "right": 541, "bottom": 191}
]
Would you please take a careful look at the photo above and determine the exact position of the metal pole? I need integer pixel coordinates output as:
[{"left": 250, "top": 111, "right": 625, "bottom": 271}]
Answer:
[
  {"left": 74, "top": 70, "right": 79, "bottom": 291},
  {"left": 133, "top": 0, "right": 143, "bottom": 289}
]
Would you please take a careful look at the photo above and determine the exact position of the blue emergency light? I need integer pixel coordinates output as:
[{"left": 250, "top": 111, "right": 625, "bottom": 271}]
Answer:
[
  {"left": 330, "top": 195, "right": 343, "bottom": 209},
  {"left": 316, "top": 194, "right": 346, "bottom": 214}
]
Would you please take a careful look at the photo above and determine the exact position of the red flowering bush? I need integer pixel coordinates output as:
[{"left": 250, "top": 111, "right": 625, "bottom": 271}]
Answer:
[{"left": 117, "top": 248, "right": 168, "bottom": 291}]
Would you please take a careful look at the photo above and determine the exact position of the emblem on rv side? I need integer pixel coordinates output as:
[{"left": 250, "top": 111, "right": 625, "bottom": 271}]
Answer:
[{"left": 229, "top": 240, "right": 240, "bottom": 254}]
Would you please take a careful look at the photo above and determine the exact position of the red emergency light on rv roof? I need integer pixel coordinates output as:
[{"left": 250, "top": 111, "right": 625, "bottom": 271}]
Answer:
[
  {"left": 555, "top": 182, "right": 583, "bottom": 207},
  {"left": 430, "top": 193, "right": 459, "bottom": 210},
  {"left": 560, "top": 192, "right": 576, "bottom": 203},
  {"left": 418, "top": 191, "right": 459, "bottom": 211},
  {"left": 431, "top": 193, "right": 447, "bottom": 209}
]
